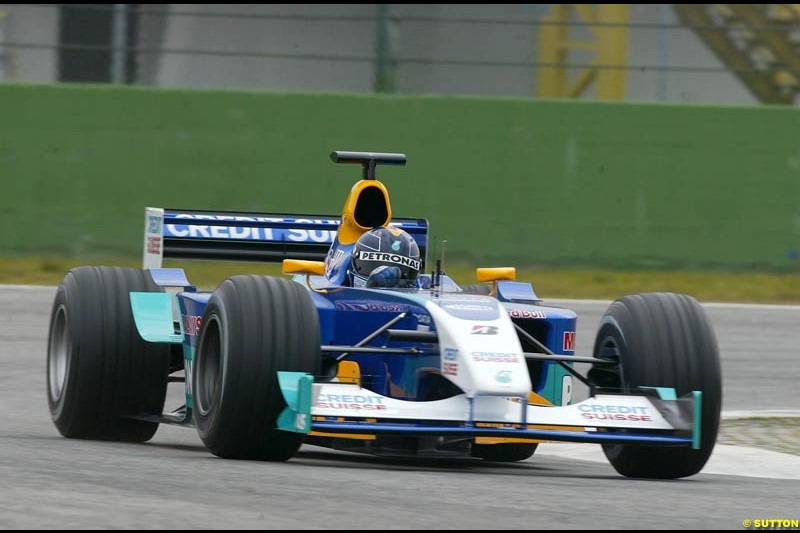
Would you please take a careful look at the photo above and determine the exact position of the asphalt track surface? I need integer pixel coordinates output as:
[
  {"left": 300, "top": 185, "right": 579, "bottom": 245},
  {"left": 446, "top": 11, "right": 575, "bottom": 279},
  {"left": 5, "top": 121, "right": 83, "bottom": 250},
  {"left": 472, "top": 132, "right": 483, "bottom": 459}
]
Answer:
[{"left": 2, "top": 286, "right": 799, "bottom": 530}]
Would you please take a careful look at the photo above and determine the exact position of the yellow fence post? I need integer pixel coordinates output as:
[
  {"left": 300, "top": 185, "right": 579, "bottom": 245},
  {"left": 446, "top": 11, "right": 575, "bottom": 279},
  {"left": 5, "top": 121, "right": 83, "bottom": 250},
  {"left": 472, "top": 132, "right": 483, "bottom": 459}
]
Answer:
[{"left": 536, "top": 4, "right": 629, "bottom": 100}]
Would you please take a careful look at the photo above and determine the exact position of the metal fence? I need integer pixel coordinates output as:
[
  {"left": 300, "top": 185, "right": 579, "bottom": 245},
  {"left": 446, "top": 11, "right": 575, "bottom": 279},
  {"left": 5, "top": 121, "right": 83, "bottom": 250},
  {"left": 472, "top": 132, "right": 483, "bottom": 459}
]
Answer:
[{"left": 1, "top": 4, "right": 798, "bottom": 104}]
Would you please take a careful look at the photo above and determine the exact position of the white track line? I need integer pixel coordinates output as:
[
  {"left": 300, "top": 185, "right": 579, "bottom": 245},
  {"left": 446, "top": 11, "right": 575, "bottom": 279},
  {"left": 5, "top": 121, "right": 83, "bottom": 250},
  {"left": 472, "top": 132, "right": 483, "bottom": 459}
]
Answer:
[
  {"left": 548, "top": 298, "right": 800, "bottom": 311},
  {"left": 0, "top": 284, "right": 56, "bottom": 291},
  {"left": 536, "top": 442, "right": 800, "bottom": 480},
  {"left": 5, "top": 287, "right": 800, "bottom": 310},
  {"left": 723, "top": 410, "right": 800, "bottom": 419}
]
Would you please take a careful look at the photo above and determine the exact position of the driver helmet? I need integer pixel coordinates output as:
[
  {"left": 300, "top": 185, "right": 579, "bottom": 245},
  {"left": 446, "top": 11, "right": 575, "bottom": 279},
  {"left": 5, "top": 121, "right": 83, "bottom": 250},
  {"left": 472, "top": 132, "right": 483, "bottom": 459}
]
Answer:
[{"left": 350, "top": 226, "right": 421, "bottom": 288}]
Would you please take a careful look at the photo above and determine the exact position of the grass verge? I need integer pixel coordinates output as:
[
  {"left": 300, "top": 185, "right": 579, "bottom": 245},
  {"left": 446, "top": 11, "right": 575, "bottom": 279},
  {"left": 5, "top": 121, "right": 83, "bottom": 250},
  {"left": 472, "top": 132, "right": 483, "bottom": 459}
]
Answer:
[{"left": 3, "top": 257, "right": 800, "bottom": 304}]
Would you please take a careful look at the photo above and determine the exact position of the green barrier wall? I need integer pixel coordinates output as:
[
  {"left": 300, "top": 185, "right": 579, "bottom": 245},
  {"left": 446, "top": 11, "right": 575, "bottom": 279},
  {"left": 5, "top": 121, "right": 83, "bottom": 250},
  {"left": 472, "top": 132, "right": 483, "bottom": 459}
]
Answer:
[{"left": 2, "top": 84, "right": 799, "bottom": 270}]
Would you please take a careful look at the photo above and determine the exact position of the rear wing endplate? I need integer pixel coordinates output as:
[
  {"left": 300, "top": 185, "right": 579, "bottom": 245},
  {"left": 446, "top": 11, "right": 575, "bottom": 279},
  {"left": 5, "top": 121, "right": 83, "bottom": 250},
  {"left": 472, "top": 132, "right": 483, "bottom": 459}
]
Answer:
[{"left": 143, "top": 207, "right": 428, "bottom": 269}]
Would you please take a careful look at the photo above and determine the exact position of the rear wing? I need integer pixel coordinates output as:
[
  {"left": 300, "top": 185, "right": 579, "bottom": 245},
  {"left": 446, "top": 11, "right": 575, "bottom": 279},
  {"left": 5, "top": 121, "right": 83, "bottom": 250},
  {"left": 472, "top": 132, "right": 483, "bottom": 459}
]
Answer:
[{"left": 143, "top": 207, "right": 428, "bottom": 269}]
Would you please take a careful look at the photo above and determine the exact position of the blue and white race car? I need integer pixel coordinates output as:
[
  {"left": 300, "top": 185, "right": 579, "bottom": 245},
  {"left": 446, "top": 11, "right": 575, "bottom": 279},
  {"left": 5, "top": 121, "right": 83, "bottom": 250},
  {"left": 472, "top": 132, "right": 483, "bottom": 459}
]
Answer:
[{"left": 46, "top": 151, "right": 722, "bottom": 479}]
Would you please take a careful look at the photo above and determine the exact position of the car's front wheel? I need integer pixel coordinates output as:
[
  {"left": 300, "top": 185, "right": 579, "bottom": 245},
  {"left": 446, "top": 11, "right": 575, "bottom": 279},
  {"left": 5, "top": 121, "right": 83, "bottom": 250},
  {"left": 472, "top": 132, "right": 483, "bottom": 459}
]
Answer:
[
  {"left": 193, "top": 275, "right": 321, "bottom": 461},
  {"left": 592, "top": 292, "right": 722, "bottom": 479}
]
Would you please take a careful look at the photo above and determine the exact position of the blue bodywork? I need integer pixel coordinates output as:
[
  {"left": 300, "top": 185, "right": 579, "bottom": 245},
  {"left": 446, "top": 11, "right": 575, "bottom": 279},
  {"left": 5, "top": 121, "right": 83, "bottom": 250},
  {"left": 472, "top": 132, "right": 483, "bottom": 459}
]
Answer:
[
  {"left": 130, "top": 152, "right": 704, "bottom": 464},
  {"left": 144, "top": 265, "right": 577, "bottom": 411}
]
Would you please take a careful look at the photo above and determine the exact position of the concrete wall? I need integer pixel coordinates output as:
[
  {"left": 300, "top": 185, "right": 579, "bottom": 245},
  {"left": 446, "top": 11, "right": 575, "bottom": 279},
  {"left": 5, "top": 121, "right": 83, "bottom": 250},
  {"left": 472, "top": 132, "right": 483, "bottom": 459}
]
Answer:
[
  {"left": 0, "top": 4, "right": 765, "bottom": 104},
  {"left": 626, "top": 4, "right": 757, "bottom": 104},
  {"left": 156, "top": 4, "right": 377, "bottom": 92},
  {"left": 0, "top": 4, "right": 58, "bottom": 83}
]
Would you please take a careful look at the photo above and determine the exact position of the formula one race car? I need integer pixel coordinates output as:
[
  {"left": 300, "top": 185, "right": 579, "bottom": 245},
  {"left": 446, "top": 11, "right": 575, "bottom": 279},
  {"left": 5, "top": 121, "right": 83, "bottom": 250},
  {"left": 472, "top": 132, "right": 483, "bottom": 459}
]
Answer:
[{"left": 46, "top": 151, "right": 722, "bottom": 479}]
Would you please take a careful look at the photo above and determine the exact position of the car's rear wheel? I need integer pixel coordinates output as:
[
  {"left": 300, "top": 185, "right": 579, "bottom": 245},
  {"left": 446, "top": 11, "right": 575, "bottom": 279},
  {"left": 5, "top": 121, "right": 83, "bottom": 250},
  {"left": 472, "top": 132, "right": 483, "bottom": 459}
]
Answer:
[
  {"left": 592, "top": 292, "right": 722, "bottom": 479},
  {"left": 47, "top": 266, "right": 170, "bottom": 441},
  {"left": 193, "top": 275, "right": 321, "bottom": 461}
]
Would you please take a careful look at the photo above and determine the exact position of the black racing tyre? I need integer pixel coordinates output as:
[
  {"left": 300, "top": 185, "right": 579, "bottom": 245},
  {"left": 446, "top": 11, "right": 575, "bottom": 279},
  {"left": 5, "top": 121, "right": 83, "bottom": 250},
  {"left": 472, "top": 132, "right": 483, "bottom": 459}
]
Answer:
[
  {"left": 193, "top": 275, "right": 321, "bottom": 461},
  {"left": 47, "top": 266, "right": 170, "bottom": 441},
  {"left": 472, "top": 442, "right": 537, "bottom": 462},
  {"left": 592, "top": 292, "right": 722, "bottom": 479},
  {"left": 460, "top": 283, "right": 492, "bottom": 295}
]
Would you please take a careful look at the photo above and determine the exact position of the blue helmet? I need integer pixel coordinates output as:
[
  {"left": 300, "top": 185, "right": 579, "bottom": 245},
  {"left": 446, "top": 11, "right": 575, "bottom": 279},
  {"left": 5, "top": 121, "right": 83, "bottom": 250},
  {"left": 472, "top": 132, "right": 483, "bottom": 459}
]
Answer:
[{"left": 350, "top": 226, "right": 421, "bottom": 288}]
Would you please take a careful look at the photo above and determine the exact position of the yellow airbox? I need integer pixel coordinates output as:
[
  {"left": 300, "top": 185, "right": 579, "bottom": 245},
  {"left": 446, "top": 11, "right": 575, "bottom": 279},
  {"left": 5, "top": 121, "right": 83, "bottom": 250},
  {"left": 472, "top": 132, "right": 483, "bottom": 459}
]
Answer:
[
  {"left": 283, "top": 259, "right": 326, "bottom": 276},
  {"left": 476, "top": 267, "right": 516, "bottom": 283}
]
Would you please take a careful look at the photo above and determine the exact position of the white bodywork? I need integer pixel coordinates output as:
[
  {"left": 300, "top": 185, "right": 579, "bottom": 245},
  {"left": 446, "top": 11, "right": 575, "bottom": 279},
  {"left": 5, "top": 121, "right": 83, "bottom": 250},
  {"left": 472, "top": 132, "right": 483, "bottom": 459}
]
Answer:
[
  {"left": 309, "top": 294, "right": 685, "bottom": 432},
  {"left": 143, "top": 207, "right": 164, "bottom": 269},
  {"left": 311, "top": 382, "right": 682, "bottom": 430},
  {"left": 424, "top": 295, "right": 531, "bottom": 398}
]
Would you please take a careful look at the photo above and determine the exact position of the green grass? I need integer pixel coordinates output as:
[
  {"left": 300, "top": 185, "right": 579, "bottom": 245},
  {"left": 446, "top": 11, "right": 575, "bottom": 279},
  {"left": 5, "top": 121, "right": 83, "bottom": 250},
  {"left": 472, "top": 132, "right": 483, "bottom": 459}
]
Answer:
[{"left": 4, "top": 256, "right": 800, "bottom": 304}]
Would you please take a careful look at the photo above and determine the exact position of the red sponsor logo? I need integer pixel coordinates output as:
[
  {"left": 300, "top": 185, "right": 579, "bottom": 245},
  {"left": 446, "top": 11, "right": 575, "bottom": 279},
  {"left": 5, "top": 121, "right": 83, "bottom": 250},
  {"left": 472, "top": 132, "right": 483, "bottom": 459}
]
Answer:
[
  {"left": 146, "top": 236, "right": 161, "bottom": 254},
  {"left": 182, "top": 315, "right": 202, "bottom": 336},
  {"left": 581, "top": 413, "right": 652, "bottom": 422},
  {"left": 316, "top": 402, "right": 388, "bottom": 411},
  {"left": 471, "top": 352, "right": 519, "bottom": 363},
  {"left": 509, "top": 309, "right": 547, "bottom": 319},
  {"left": 563, "top": 331, "right": 575, "bottom": 352},
  {"left": 470, "top": 325, "right": 498, "bottom": 335},
  {"left": 443, "top": 362, "right": 458, "bottom": 376}
]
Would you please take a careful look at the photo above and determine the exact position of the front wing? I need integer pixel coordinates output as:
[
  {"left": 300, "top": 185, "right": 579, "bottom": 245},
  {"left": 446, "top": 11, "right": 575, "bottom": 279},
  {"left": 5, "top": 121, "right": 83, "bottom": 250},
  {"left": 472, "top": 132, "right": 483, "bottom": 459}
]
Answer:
[{"left": 277, "top": 373, "right": 702, "bottom": 449}]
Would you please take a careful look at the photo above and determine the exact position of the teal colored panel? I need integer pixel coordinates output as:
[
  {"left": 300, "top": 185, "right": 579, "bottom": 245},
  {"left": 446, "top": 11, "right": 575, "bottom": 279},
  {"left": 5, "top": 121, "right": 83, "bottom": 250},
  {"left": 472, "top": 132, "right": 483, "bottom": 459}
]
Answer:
[
  {"left": 693, "top": 390, "right": 703, "bottom": 450},
  {"left": 640, "top": 386, "right": 678, "bottom": 401},
  {"left": 540, "top": 363, "right": 572, "bottom": 406},
  {"left": 129, "top": 292, "right": 182, "bottom": 343},
  {"left": 277, "top": 371, "right": 314, "bottom": 433}
]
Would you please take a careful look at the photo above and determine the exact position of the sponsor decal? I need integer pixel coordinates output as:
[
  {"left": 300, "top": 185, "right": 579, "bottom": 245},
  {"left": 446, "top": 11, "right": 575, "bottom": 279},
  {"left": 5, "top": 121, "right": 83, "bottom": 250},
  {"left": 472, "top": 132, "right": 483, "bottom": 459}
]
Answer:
[
  {"left": 578, "top": 404, "right": 652, "bottom": 422},
  {"left": 316, "top": 393, "right": 388, "bottom": 411},
  {"left": 146, "top": 236, "right": 161, "bottom": 254},
  {"left": 145, "top": 213, "right": 163, "bottom": 255},
  {"left": 443, "top": 303, "right": 494, "bottom": 312},
  {"left": 165, "top": 214, "right": 339, "bottom": 243},
  {"left": 471, "top": 351, "right": 519, "bottom": 363},
  {"left": 562, "top": 375, "right": 573, "bottom": 405},
  {"left": 509, "top": 309, "right": 546, "bottom": 319},
  {"left": 182, "top": 315, "right": 203, "bottom": 336},
  {"left": 494, "top": 370, "right": 513, "bottom": 383},
  {"left": 442, "top": 348, "right": 459, "bottom": 375},
  {"left": 391, "top": 240, "right": 401, "bottom": 251},
  {"left": 147, "top": 214, "right": 161, "bottom": 234},
  {"left": 438, "top": 298, "right": 500, "bottom": 320},
  {"left": 563, "top": 331, "right": 575, "bottom": 352},
  {"left": 185, "top": 357, "right": 193, "bottom": 400},
  {"left": 443, "top": 362, "right": 458, "bottom": 376},
  {"left": 414, "top": 313, "right": 431, "bottom": 325},
  {"left": 470, "top": 325, "right": 498, "bottom": 335},
  {"left": 287, "top": 219, "right": 339, "bottom": 243},
  {"left": 325, "top": 249, "right": 345, "bottom": 271},
  {"left": 580, "top": 413, "right": 652, "bottom": 422},
  {"left": 334, "top": 301, "right": 407, "bottom": 313},
  {"left": 167, "top": 214, "right": 285, "bottom": 240},
  {"left": 164, "top": 215, "right": 424, "bottom": 245},
  {"left": 355, "top": 251, "right": 420, "bottom": 271}
]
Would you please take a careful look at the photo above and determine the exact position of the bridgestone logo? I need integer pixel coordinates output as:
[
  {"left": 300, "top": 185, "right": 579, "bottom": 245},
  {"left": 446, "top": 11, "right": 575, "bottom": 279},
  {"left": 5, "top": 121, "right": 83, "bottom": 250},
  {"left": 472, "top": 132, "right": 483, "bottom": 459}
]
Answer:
[{"left": 357, "top": 251, "right": 420, "bottom": 271}]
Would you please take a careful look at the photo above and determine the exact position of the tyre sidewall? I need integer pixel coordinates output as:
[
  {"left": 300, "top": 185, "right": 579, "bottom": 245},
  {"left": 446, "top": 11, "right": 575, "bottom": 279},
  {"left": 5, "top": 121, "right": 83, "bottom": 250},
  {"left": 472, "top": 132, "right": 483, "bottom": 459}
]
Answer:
[
  {"left": 47, "top": 283, "right": 77, "bottom": 431},
  {"left": 193, "top": 296, "right": 230, "bottom": 444}
]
